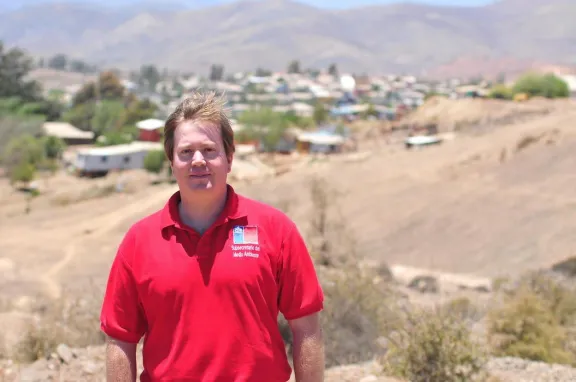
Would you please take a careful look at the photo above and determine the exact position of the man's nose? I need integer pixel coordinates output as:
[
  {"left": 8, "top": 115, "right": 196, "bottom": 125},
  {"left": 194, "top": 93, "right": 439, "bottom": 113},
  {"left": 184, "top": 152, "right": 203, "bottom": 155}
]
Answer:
[{"left": 191, "top": 150, "right": 206, "bottom": 165}]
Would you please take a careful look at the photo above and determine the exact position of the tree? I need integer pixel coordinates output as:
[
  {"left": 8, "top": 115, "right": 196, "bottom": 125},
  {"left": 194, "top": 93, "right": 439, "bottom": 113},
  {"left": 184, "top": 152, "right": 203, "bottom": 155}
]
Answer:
[
  {"left": 0, "top": 41, "right": 41, "bottom": 101},
  {"left": 3, "top": 134, "right": 45, "bottom": 187},
  {"left": 72, "top": 70, "right": 126, "bottom": 107},
  {"left": 209, "top": 64, "right": 224, "bottom": 82},
  {"left": 237, "top": 108, "right": 290, "bottom": 151},
  {"left": 313, "top": 101, "right": 328, "bottom": 125},
  {"left": 512, "top": 73, "right": 569, "bottom": 99},
  {"left": 139, "top": 64, "right": 161, "bottom": 92},
  {"left": 91, "top": 100, "right": 126, "bottom": 137},
  {"left": 48, "top": 54, "right": 67, "bottom": 70},
  {"left": 287, "top": 60, "right": 301, "bottom": 74},
  {"left": 328, "top": 63, "right": 339, "bottom": 77},
  {"left": 42, "top": 136, "right": 66, "bottom": 160},
  {"left": 124, "top": 98, "right": 158, "bottom": 126},
  {"left": 11, "top": 162, "right": 36, "bottom": 186},
  {"left": 62, "top": 102, "right": 96, "bottom": 132},
  {"left": 69, "top": 60, "right": 93, "bottom": 73},
  {"left": 254, "top": 68, "right": 272, "bottom": 77}
]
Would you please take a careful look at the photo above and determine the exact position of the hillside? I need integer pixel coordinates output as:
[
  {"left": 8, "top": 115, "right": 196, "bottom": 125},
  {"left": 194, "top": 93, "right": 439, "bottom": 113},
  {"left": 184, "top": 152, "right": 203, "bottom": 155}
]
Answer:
[
  {"left": 0, "top": 0, "right": 575, "bottom": 75},
  {"left": 239, "top": 98, "right": 576, "bottom": 278}
]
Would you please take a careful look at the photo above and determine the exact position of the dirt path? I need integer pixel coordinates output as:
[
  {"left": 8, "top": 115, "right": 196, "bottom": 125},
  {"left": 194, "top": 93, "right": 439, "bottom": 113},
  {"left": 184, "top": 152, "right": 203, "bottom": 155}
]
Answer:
[{"left": 38, "top": 186, "right": 178, "bottom": 299}]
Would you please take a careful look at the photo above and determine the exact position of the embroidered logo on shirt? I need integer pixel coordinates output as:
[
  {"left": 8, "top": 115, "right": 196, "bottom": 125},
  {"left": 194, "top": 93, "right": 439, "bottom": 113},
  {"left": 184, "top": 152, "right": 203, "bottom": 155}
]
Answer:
[
  {"left": 232, "top": 226, "right": 260, "bottom": 258},
  {"left": 233, "top": 225, "right": 258, "bottom": 245}
]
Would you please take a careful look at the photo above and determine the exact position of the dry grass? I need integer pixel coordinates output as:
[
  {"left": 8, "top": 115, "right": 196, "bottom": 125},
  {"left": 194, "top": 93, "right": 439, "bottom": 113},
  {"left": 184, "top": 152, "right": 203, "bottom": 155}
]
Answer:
[{"left": 4, "top": 285, "right": 105, "bottom": 363}]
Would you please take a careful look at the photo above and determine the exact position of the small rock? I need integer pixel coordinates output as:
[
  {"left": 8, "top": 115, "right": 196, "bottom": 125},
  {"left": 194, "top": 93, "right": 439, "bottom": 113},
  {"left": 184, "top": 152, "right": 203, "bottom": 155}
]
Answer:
[
  {"left": 56, "top": 344, "right": 74, "bottom": 364},
  {"left": 82, "top": 361, "right": 99, "bottom": 375},
  {"left": 408, "top": 275, "right": 439, "bottom": 293}
]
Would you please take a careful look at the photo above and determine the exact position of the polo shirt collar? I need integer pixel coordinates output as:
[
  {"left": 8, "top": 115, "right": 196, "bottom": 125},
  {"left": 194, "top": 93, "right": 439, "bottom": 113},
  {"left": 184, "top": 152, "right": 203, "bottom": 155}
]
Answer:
[{"left": 160, "top": 184, "right": 246, "bottom": 231}]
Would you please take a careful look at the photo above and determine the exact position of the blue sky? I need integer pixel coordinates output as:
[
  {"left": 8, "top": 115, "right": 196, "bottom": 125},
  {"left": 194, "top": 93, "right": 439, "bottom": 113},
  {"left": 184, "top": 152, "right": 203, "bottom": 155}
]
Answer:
[{"left": 1, "top": 0, "right": 497, "bottom": 11}]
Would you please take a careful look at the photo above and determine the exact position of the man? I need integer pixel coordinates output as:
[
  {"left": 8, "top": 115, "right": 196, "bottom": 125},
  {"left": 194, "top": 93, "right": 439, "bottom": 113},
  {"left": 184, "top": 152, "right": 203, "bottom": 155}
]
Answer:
[{"left": 100, "top": 92, "right": 325, "bottom": 382}]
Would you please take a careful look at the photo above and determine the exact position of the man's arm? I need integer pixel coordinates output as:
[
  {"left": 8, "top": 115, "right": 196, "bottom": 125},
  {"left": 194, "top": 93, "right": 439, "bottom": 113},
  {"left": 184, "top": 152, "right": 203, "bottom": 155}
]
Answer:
[
  {"left": 106, "top": 336, "right": 138, "bottom": 382},
  {"left": 289, "top": 312, "right": 325, "bottom": 382}
]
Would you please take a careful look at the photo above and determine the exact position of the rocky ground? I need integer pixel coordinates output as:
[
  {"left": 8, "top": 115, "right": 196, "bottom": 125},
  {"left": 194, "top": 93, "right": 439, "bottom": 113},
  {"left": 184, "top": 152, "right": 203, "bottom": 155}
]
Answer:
[{"left": 2, "top": 344, "right": 576, "bottom": 382}]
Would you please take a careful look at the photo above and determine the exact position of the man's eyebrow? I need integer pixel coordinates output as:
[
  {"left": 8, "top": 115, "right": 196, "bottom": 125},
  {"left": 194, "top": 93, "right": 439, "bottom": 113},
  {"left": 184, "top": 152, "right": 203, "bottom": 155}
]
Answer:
[{"left": 177, "top": 141, "right": 217, "bottom": 148}]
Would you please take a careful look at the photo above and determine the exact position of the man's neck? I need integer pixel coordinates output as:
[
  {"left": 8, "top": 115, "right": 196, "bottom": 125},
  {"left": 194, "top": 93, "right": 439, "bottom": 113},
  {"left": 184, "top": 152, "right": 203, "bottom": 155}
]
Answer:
[{"left": 178, "top": 187, "right": 228, "bottom": 234}]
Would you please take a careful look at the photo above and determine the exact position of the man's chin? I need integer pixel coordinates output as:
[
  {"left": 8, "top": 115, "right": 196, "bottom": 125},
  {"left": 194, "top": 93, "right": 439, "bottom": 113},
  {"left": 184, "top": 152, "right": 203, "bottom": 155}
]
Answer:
[{"left": 185, "top": 178, "right": 216, "bottom": 191}]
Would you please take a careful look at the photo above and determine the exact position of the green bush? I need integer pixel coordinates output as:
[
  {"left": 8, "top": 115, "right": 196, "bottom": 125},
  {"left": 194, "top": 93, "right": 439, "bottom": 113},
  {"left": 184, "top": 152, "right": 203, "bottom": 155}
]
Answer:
[
  {"left": 381, "top": 305, "right": 486, "bottom": 382},
  {"left": 10, "top": 161, "right": 35, "bottom": 184},
  {"left": 144, "top": 150, "right": 166, "bottom": 175},
  {"left": 512, "top": 73, "right": 569, "bottom": 99},
  {"left": 487, "top": 272, "right": 576, "bottom": 365},
  {"left": 488, "top": 288, "right": 574, "bottom": 365},
  {"left": 488, "top": 85, "right": 514, "bottom": 100}
]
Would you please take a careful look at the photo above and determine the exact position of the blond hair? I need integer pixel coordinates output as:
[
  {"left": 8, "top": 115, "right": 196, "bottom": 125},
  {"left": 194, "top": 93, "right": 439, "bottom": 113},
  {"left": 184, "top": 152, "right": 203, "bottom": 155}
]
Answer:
[{"left": 164, "top": 91, "right": 235, "bottom": 162}]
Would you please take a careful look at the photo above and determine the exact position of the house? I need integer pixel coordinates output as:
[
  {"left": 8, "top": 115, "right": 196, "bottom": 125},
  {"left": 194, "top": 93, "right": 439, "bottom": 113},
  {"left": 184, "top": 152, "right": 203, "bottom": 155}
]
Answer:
[
  {"left": 136, "top": 118, "right": 165, "bottom": 142},
  {"left": 295, "top": 129, "right": 346, "bottom": 154},
  {"left": 73, "top": 141, "right": 163, "bottom": 177},
  {"left": 291, "top": 102, "right": 314, "bottom": 118},
  {"left": 41, "top": 122, "right": 94, "bottom": 145},
  {"left": 330, "top": 104, "right": 369, "bottom": 119}
]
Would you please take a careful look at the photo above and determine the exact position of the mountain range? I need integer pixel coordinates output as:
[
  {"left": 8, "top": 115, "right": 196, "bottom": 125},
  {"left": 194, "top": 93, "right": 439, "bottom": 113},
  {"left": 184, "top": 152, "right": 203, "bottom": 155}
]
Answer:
[{"left": 1, "top": 0, "right": 575, "bottom": 77}]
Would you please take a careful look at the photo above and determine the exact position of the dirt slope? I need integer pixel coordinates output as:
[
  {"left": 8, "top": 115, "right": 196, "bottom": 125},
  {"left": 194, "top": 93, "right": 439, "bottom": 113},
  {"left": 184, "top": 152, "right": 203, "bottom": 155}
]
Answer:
[{"left": 239, "top": 103, "right": 576, "bottom": 278}]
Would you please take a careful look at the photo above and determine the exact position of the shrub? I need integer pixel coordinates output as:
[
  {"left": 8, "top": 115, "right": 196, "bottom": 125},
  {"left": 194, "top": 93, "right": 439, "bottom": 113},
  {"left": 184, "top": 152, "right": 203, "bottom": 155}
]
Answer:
[
  {"left": 487, "top": 288, "right": 574, "bottom": 365},
  {"left": 488, "top": 85, "right": 513, "bottom": 100},
  {"left": 444, "top": 296, "right": 483, "bottom": 322},
  {"left": 512, "top": 73, "right": 569, "bottom": 99},
  {"left": 320, "top": 265, "right": 400, "bottom": 367},
  {"left": 551, "top": 256, "right": 576, "bottom": 278},
  {"left": 487, "top": 272, "right": 576, "bottom": 366},
  {"left": 381, "top": 305, "right": 486, "bottom": 382},
  {"left": 143, "top": 150, "right": 166, "bottom": 175}
]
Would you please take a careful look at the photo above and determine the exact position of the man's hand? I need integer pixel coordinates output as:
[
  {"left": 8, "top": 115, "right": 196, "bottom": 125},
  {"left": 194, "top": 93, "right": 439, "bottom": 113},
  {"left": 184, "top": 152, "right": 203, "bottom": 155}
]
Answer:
[
  {"left": 106, "top": 336, "right": 138, "bottom": 382},
  {"left": 289, "top": 312, "right": 324, "bottom": 382}
]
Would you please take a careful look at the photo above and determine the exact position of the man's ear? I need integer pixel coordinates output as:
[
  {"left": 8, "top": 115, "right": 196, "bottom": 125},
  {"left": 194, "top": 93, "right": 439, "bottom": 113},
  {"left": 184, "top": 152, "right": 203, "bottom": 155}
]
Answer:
[{"left": 227, "top": 154, "right": 233, "bottom": 173}]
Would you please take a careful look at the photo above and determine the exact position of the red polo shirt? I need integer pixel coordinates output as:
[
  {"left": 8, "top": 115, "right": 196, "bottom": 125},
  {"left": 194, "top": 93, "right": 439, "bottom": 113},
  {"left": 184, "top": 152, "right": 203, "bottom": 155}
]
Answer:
[{"left": 100, "top": 185, "right": 324, "bottom": 382}]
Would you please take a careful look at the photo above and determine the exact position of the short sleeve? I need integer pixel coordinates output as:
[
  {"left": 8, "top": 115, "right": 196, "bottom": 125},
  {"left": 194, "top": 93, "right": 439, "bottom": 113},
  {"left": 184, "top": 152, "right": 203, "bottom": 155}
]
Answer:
[
  {"left": 277, "top": 221, "right": 324, "bottom": 320},
  {"left": 100, "top": 228, "right": 147, "bottom": 343}
]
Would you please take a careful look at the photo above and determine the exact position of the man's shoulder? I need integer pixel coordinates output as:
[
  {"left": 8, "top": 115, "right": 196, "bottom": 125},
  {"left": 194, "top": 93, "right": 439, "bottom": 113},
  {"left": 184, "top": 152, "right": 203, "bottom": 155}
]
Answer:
[{"left": 124, "top": 207, "right": 165, "bottom": 238}]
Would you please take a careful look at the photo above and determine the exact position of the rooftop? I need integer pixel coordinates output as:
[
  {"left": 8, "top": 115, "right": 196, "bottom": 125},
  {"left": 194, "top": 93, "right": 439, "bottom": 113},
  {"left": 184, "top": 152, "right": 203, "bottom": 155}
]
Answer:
[
  {"left": 76, "top": 141, "right": 163, "bottom": 156},
  {"left": 42, "top": 122, "right": 95, "bottom": 140}
]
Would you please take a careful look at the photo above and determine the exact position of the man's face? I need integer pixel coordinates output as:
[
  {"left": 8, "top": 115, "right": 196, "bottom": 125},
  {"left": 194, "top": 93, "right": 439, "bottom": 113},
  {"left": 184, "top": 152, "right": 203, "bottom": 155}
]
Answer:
[{"left": 171, "top": 120, "right": 232, "bottom": 194}]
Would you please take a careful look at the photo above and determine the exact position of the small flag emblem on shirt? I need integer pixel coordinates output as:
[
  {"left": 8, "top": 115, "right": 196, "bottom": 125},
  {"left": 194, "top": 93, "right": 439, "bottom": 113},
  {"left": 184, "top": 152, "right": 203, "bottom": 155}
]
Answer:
[{"left": 233, "top": 225, "right": 258, "bottom": 244}]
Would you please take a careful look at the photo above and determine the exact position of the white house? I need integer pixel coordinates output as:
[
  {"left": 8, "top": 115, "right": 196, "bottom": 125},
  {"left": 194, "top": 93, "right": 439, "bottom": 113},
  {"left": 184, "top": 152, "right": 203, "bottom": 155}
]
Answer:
[{"left": 74, "top": 141, "right": 163, "bottom": 176}]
